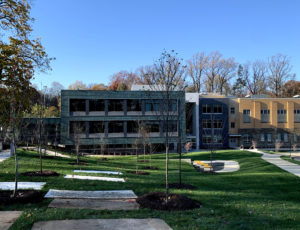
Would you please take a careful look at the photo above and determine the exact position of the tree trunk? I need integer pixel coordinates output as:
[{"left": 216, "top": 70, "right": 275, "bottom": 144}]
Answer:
[
  {"left": 165, "top": 145, "right": 169, "bottom": 204},
  {"left": 136, "top": 145, "right": 138, "bottom": 174},
  {"left": 144, "top": 144, "right": 146, "bottom": 161}
]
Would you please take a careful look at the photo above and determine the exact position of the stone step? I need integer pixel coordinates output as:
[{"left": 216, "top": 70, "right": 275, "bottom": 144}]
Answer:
[
  {"left": 74, "top": 170, "right": 123, "bottom": 175},
  {"left": 64, "top": 175, "right": 125, "bottom": 182},
  {"left": 0, "top": 182, "right": 46, "bottom": 191},
  {"left": 48, "top": 198, "right": 139, "bottom": 210},
  {"left": 45, "top": 189, "right": 137, "bottom": 199}
]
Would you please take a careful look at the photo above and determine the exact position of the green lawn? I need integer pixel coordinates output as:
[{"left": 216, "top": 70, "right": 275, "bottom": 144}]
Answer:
[{"left": 1, "top": 149, "right": 300, "bottom": 230}]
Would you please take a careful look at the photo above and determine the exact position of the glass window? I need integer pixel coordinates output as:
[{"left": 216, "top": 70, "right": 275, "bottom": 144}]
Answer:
[
  {"left": 108, "top": 100, "right": 123, "bottom": 111},
  {"left": 202, "top": 119, "right": 211, "bottom": 128},
  {"left": 231, "top": 122, "right": 235, "bottom": 128},
  {"left": 284, "top": 133, "right": 289, "bottom": 143},
  {"left": 277, "top": 133, "right": 281, "bottom": 141},
  {"left": 213, "top": 120, "right": 223, "bottom": 129},
  {"left": 108, "top": 121, "right": 124, "bottom": 133},
  {"left": 69, "top": 121, "right": 85, "bottom": 134},
  {"left": 89, "top": 121, "right": 105, "bottom": 133},
  {"left": 243, "top": 110, "right": 251, "bottom": 123},
  {"left": 260, "top": 134, "right": 265, "bottom": 142},
  {"left": 163, "top": 121, "right": 177, "bottom": 132},
  {"left": 230, "top": 107, "right": 235, "bottom": 114},
  {"left": 267, "top": 134, "right": 272, "bottom": 142},
  {"left": 127, "top": 121, "right": 139, "bottom": 133},
  {"left": 145, "top": 100, "right": 160, "bottom": 112},
  {"left": 294, "top": 133, "right": 298, "bottom": 143},
  {"left": 70, "top": 99, "right": 86, "bottom": 112},
  {"left": 213, "top": 135, "right": 223, "bottom": 143},
  {"left": 213, "top": 104, "right": 222, "bottom": 113},
  {"left": 169, "top": 100, "right": 177, "bottom": 112},
  {"left": 243, "top": 134, "right": 251, "bottom": 143},
  {"left": 261, "top": 109, "right": 270, "bottom": 123},
  {"left": 127, "top": 100, "right": 142, "bottom": 112},
  {"left": 89, "top": 99, "right": 105, "bottom": 111},
  {"left": 145, "top": 121, "right": 160, "bottom": 132},
  {"left": 202, "top": 104, "right": 211, "bottom": 113},
  {"left": 202, "top": 135, "right": 211, "bottom": 144}
]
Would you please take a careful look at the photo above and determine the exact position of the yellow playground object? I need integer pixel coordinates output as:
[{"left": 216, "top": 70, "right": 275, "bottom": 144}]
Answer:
[{"left": 193, "top": 160, "right": 212, "bottom": 169}]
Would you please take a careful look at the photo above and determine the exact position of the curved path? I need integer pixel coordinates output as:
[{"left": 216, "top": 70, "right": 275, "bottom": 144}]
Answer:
[{"left": 248, "top": 149, "right": 300, "bottom": 177}]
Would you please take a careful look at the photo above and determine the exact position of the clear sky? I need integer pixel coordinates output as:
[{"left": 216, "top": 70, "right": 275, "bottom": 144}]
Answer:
[{"left": 30, "top": 0, "right": 300, "bottom": 88}]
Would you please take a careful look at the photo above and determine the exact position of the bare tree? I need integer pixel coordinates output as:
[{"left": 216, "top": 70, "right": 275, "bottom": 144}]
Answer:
[
  {"left": 204, "top": 51, "right": 223, "bottom": 93},
  {"left": 143, "top": 50, "right": 186, "bottom": 203},
  {"left": 71, "top": 122, "right": 85, "bottom": 164},
  {"left": 242, "top": 61, "right": 268, "bottom": 95},
  {"left": 268, "top": 54, "right": 295, "bottom": 97},
  {"left": 215, "top": 57, "right": 237, "bottom": 95},
  {"left": 186, "top": 52, "right": 208, "bottom": 93}
]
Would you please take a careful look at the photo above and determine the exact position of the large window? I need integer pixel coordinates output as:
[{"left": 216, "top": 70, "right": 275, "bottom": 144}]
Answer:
[
  {"left": 284, "top": 133, "right": 289, "bottom": 143},
  {"left": 70, "top": 99, "right": 86, "bottom": 112},
  {"left": 145, "top": 100, "right": 160, "bottom": 112},
  {"left": 295, "top": 109, "right": 300, "bottom": 122},
  {"left": 230, "top": 107, "right": 235, "bottom": 114},
  {"left": 261, "top": 109, "right": 270, "bottom": 123},
  {"left": 89, "top": 100, "right": 105, "bottom": 111},
  {"left": 260, "top": 134, "right": 265, "bottom": 142},
  {"left": 277, "top": 109, "right": 287, "bottom": 123},
  {"left": 213, "top": 119, "right": 223, "bottom": 129},
  {"left": 243, "top": 134, "right": 251, "bottom": 143},
  {"left": 108, "top": 100, "right": 123, "bottom": 112},
  {"left": 213, "top": 104, "right": 222, "bottom": 113},
  {"left": 127, "top": 121, "right": 139, "bottom": 133},
  {"left": 69, "top": 121, "right": 85, "bottom": 134},
  {"left": 202, "top": 104, "right": 211, "bottom": 113},
  {"left": 169, "top": 100, "right": 177, "bottom": 112},
  {"left": 89, "top": 121, "right": 105, "bottom": 133},
  {"left": 163, "top": 121, "right": 177, "bottom": 132},
  {"left": 202, "top": 119, "right": 211, "bottom": 128},
  {"left": 231, "top": 122, "right": 235, "bottom": 128},
  {"left": 202, "top": 135, "right": 211, "bottom": 144},
  {"left": 145, "top": 121, "right": 160, "bottom": 132},
  {"left": 127, "top": 100, "right": 141, "bottom": 112},
  {"left": 267, "top": 134, "right": 272, "bottom": 142},
  {"left": 108, "top": 121, "right": 124, "bottom": 133},
  {"left": 243, "top": 109, "right": 251, "bottom": 123}
]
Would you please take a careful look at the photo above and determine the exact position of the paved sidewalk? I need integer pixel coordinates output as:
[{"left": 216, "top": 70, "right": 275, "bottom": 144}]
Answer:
[
  {"left": 248, "top": 149, "right": 300, "bottom": 177},
  {"left": 0, "top": 150, "right": 11, "bottom": 163},
  {"left": 0, "top": 211, "right": 23, "bottom": 230},
  {"left": 32, "top": 219, "right": 173, "bottom": 230}
]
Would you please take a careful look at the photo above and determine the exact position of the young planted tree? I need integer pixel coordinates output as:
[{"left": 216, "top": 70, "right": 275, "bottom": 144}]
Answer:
[
  {"left": 143, "top": 50, "right": 186, "bottom": 203},
  {"left": 71, "top": 122, "right": 85, "bottom": 164},
  {"left": 1, "top": 0, "right": 53, "bottom": 197}
]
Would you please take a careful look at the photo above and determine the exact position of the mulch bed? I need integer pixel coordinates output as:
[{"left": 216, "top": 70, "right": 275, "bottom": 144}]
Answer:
[
  {"left": 0, "top": 190, "right": 45, "bottom": 205},
  {"left": 138, "top": 160, "right": 149, "bottom": 163},
  {"left": 22, "top": 170, "right": 59, "bottom": 177},
  {"left": 100, "top": 158, "right": 108, "bottom": 161},
  {"left": 68, "top": 161, "right": 87, "bottom": 165},
  {"left": 168, "top": 183, "right": 196, "bottom": 190},
  {"left": 142, "top": 166, "right": 159, "bottom": 170},
  {"left": 127, "top": 170, "right": 149, "bottom": 175},
  {"left": 136, "top": 192, "right": 201, "bottom": 211}
]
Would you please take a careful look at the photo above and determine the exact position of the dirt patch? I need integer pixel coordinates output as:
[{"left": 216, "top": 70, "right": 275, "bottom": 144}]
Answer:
[
  {"left": 138, "top": 160, "right": 149, "bottom": 163},
  {"left": 68, "top": 161, "right": 87, "bottom": 165},
  {"left": 127, "top": 170, "right": 149, "bottom": 175},
  {"left": 169, "top": 183, "right": 196, "bottom": 190},
  {"left": 136, "top": 192, "right": 201, "bottom": 211},
  {"left": 22, "top": 170, "right": 59, "bottom": 177},
  {"left": 142, "top": 166, "right": 159, "bottom": 170},
  {"left": 0, "top": 190, "right": 45, "bottom": 205},
  {"left": 100, "top": 158, "right": 108, "bottom": 161}
]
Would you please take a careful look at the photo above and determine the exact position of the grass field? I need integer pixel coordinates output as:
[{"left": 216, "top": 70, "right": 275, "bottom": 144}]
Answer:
[{"left": 1, "top": 149, "right": 300, "bottom": 230}]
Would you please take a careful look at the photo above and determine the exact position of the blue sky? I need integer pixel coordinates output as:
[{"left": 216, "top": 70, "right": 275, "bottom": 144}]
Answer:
[{"left": 30, "top": 0, "right": 300, "bottom": 88}]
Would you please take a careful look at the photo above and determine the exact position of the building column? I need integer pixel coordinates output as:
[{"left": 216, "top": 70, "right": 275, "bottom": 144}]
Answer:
[
  {"left": 287, "top": 101, "right": 294, "bottom": 130},
  {"left": 124, "top": 99, "right": 127, "bottom": 116},
  {"left": 270, "top": 101, "right": 278, "bottom": 126},
  {"left": 105, "top": 121, "right": 108, "bottom": 138},
  {"left": 124, "top": 121, "right": 127, "bottom": 137},
  {"left": 253, "top": 101, "right": 260, "bottom": 128},
  {"left": 196, "top": 100, "right": 200, "bottom": 150},
  {"left": 86, "top": 99, "right": 89, "bottom": 115},
  {"left": 85, "top": 121, "right": 89, "bottom": 138},
  {"left": 105, "top": 99, "right": 108, "bottom": 116}
]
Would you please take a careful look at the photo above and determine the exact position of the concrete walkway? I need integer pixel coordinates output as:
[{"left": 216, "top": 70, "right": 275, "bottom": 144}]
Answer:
[
  {"left": 0, "top": 182, "right": 46, "bottom": 190},
  {"left": 0, "top": 150, "right": 11, "bottom": 163},
  {"left": 248, "top": 149, "right": 300, "bottom": 177},
  {"left": 32, "top": 219, "right": 173, "bottom": 230},
  {"left": 64, "top": 175, "right": 125, "bottom": 182},
  {"left": 24, "top": 147, "right": 70, "bottom": 158},
  {"left": 0, "top": 211, "right": 23, "bottom": 230}
]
